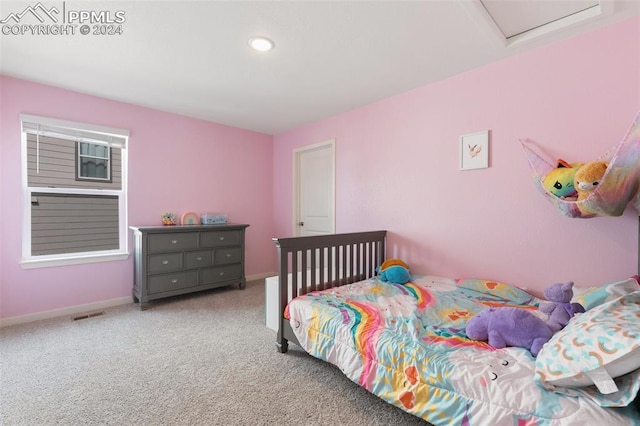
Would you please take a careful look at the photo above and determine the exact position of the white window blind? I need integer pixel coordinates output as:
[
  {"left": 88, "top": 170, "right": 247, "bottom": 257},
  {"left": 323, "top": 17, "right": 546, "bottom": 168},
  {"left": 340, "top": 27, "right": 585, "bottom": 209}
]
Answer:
[{"left": 20, "top": 114, "right": 128, "bottom": 148}]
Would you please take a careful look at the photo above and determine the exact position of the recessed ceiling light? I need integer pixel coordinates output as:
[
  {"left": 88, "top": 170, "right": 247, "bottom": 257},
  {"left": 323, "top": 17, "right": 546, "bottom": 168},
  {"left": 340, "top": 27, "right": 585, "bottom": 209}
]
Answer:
[{"left": 248, "top": 36, "right": 274, "bottom": 52}]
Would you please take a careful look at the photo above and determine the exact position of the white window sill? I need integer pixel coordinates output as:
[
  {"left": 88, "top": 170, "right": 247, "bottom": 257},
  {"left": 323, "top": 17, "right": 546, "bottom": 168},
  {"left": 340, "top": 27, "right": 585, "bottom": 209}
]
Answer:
[{"left": 20, "top": 251, "right": 130, "bottom": 269}]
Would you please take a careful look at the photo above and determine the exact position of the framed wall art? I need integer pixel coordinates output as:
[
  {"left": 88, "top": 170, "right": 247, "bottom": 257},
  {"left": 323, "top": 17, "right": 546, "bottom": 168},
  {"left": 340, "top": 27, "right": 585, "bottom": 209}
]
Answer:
[{"left": 460, "top": 130, "right": 489, "bottom": 170}]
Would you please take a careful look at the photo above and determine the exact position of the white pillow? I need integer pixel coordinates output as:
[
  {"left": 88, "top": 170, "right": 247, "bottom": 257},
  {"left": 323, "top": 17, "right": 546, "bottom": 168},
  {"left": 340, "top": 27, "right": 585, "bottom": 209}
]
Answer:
[
  {"left": 535, "top": 291, "right": 640, "bottom": 395},
  {"left": 572, "top": 276, "right": 640, "bottom": 310}
]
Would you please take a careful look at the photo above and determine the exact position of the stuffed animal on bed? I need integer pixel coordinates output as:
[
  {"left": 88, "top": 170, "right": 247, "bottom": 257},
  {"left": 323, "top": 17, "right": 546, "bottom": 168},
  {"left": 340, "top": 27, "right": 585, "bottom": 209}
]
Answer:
[
  {"left": 377, "top": 259, "right": 411, "bottom": 284},
  {"left": 574, "top": 161, "right": 609, "bottom": 202},
  {"left": 465, "top": 308, "right": 554, "bottom": 357},
  {"left": 539, "top": 281, "right": 585, "bottom": 332},
  {"left": 542, "top": 159, "right": 584, "bottom": 199}
]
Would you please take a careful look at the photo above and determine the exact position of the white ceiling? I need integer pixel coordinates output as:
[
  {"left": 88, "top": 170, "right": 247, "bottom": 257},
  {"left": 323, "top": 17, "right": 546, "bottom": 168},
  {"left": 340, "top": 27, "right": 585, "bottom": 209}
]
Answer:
[{"left": 1, "top": 1, "right": 638, "bottom": 135}]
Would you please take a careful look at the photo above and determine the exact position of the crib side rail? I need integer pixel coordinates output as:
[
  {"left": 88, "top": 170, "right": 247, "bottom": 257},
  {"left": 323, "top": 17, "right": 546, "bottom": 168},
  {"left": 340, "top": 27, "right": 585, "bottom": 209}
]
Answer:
[{"left": 272, "top": 230, "right": 386, "bottom": 353}]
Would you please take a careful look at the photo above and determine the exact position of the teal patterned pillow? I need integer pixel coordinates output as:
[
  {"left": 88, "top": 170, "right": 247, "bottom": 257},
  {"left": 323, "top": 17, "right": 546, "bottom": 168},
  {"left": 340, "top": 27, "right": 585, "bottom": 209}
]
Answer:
[
  {"left": 455, "top": 278, "right": 534, "bottom": 304},
  {"left": 535, "top": 291, "right": 640, "bottom": 398}
]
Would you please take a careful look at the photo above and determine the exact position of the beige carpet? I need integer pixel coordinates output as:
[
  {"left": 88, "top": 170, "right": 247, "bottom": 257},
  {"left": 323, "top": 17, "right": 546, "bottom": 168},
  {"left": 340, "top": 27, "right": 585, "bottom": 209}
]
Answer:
[{"left": 0, "top": 280, "right": 429, "bottom": 425}]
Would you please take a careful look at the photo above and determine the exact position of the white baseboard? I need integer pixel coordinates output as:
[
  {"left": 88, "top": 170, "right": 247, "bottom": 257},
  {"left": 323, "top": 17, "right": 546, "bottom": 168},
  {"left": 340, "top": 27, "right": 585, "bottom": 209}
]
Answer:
[
  {"left": 1, "top": 271, "right": 278, "bottom": 328},
  {"left": 0, "top": 296, "right": 132, "bottom": 328},
  {"left": 247, "top": 272, "right": 277, "bottom": 282}
]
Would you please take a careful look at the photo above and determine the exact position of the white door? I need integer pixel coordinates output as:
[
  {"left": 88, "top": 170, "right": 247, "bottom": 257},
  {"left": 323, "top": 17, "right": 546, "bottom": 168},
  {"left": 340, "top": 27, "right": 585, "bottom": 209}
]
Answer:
[{"left": 294, "top": 140, "right": 335, "bottom": 237}]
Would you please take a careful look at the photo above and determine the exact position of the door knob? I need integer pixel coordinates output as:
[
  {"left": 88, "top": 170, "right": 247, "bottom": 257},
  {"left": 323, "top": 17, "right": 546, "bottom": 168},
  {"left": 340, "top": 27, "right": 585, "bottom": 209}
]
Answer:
[{"left": 298, "top": 221, "right": 304, "bottom": 226}]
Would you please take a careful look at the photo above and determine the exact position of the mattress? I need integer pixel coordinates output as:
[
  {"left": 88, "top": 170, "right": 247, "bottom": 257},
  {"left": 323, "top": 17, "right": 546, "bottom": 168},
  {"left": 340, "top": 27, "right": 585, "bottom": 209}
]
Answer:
[{"left": 286, "top": 275, "right": 640, "bottom": 425}]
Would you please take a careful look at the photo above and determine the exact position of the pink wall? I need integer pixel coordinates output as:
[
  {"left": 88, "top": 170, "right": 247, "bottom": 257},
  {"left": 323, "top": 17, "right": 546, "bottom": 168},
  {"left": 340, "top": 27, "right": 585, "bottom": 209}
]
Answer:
[
  {"left": 0, "top": 76, "right": 274, "bottom": 319},
  {"left": 273, "top": 16, "right": 640, "bottom": 296},
  {"left": 1, "top": 17, "right": 638, "bottom": 321}
]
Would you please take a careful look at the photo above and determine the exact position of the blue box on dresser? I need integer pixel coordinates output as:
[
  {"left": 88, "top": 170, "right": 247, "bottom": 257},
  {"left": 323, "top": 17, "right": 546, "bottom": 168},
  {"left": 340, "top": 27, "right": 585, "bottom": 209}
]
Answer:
[{"left": 201, "top": 213, "right": 227, "bottom": 224}]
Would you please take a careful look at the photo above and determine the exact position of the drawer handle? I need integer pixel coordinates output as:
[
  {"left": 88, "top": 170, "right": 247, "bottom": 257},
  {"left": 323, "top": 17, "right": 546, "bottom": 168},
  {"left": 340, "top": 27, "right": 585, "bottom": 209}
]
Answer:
[
  {"left": 171, "top": 279, "right": 178, "bottom": 283},
  {"left": 226, "top": 253, "right": 231, "bottom": 258},
  {"left": 171, "top": 239, "right": 178, "bottom": 244},
  {"left": 162, "top": 260, "right": 169, "bottom": 265},
  {"left": 196, "top": 256, "right": 203, "bottom": 261},
  {"left": 219, "top": 237, "right": 225, "bottom": 241},
  {"left": 219, "top": 272, "right": 225, "bottom": 276}
]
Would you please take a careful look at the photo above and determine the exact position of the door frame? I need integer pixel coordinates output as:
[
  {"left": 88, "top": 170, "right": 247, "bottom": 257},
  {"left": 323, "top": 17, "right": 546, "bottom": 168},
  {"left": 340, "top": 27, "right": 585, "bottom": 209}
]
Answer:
[{"left": 292, "top": 139, "right": 336, "bottom": 237}]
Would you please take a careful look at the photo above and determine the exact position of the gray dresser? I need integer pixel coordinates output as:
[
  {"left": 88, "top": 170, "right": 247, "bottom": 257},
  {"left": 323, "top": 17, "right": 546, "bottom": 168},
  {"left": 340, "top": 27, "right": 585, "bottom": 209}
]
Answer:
[{"left": 130, "top": 223, "right": 249, "bottom": 310}]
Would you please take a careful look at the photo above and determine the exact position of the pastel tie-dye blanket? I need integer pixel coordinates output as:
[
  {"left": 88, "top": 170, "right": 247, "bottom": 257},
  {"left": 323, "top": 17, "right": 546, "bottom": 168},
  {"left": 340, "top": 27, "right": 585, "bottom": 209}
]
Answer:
[{"left": 286, "top": 275, "right": 640, "bottom": 425}]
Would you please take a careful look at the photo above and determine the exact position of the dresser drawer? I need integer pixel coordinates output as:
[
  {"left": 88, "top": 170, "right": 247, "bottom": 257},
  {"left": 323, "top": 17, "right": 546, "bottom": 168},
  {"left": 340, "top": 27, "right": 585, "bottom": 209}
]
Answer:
[
  {"left": 200, "top": 264, "right": 242, "bottom": 284},
  {"left": 215, "top": 247, "right": 242, "bottom": 265},
  {"left": 148, "top": 253, "right": 182, "bottom": 274},
  {"left": 148, "top": 232, "right": 198, "bottom": 253},
  {"left": 185, "top": 250, "right": 213, "bottom": 269},
  {"left": 201, "top": 230, "right": 241, "bottom": 247},
  {"left": 148, "top": 271, "right": 198, "bottom": 294}
]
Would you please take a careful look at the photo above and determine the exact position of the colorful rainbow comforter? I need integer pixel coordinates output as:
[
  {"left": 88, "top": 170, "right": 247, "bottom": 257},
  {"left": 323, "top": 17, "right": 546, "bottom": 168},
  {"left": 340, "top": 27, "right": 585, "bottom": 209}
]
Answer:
[{"left": 286, "top": 275, "right": 640, "bottom": 425}]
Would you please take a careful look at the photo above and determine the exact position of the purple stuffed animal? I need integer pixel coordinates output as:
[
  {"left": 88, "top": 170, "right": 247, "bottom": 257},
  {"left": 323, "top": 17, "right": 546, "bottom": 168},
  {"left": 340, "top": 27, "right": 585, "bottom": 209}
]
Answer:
[
  {"left": 539, "top": 281, "right": 585, "bottom": 332},
  {"left": 466, "top": 307, "right": 554, "bottom": 357}
]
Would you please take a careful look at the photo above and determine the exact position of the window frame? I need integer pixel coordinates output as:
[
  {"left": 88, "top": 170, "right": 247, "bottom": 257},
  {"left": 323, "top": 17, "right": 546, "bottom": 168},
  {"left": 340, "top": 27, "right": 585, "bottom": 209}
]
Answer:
[
  {"left": 20, "top": 114, "right": 130, "bottom": 269},
  {"left": 76, "top": 142, "right": 113, "bottom": 182}
]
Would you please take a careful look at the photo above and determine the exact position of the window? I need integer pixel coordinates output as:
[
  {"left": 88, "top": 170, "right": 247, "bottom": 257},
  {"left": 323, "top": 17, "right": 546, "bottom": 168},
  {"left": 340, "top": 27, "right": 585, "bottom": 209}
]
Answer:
[
  {"left": 20, "top": 114, "right": 129, "bottom": 268},
  {"left": 77, "top": 142, "right": 111, "bottom": 182}
]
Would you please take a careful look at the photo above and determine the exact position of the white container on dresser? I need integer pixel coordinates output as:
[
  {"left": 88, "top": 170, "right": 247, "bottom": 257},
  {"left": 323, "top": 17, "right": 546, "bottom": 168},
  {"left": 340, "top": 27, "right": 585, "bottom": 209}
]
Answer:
[{"left": 130, "top": 223, "right": 249, "bottom": 310}]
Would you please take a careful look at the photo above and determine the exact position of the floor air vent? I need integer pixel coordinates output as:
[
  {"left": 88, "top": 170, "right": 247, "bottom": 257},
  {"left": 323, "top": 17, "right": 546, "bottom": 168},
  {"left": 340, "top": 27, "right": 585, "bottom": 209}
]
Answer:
[{"left": 73, "top": 311, "right": 105, "bottom": 321}]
